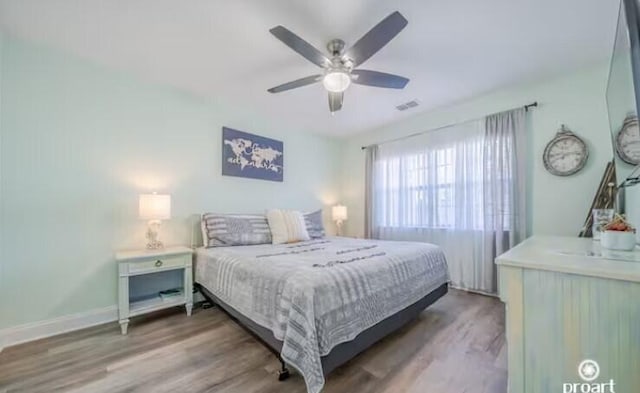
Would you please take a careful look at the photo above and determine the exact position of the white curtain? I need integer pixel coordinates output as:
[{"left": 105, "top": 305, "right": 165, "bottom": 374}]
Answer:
[{"left": 372, "top": 108, "right": 526, "bottom": 294}]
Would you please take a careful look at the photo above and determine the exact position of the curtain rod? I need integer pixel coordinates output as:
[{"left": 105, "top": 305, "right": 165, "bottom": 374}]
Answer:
[{"left": 360, "top": 101, "right": 538, "bottom": 150}]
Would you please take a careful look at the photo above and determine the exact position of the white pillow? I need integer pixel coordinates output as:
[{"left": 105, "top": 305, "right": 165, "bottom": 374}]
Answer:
[{"left": 266, "top": 209, "right": 310, "bottom": 244}]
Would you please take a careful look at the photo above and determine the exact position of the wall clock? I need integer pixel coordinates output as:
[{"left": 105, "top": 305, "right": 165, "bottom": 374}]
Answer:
[
  {"left": 615, "top": 115, "right": 640, "bottom": 165},
  {"left": 543, "top": 125, "right": 589, "bottom": 176}
]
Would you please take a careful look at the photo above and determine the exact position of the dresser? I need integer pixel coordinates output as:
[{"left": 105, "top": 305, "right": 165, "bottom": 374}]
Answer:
[{"left": 496, "top": 236, "right": 640, "bottom": 393}]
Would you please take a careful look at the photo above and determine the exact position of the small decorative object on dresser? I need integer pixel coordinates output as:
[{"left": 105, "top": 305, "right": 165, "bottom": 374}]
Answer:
[
  {"left": 332, "top": 204, "right": 348, "bottom": 235},
  {"left": 600, "top": 213, "right": 637, "bottom": 250},
  {"left": 578, "top": 162, "right": 617, "bottom": 238},
  {"left": 591, "top": 208, "right": 615, "bottom": 240},
  {"left": 139, "top": 193, "right": 171, "bottom": 249},
  {"left": 615, "top": 115, "right": 640, "bottom": 165},
  {"left": 116, "top": 246, "right": 193, "bottom": 335},
  {"left": 542, "top": 125, "right": 589, "bottom": 176}
]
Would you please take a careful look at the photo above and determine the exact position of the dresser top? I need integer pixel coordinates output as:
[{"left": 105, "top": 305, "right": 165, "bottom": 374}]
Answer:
[
  {"left": 115, "top": 246, "right": 193, "bottom": 261},
  {"left": 496, "top": 236, "right": 640, "bottom": 282}
]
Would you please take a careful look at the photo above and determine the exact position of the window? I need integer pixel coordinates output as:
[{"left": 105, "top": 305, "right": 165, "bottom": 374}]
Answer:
[
  {"left": 374, "top": 120, "right": 512, "bottom": 231},
  {"left": 369, "top": 109, "right": 524, "bottom": 294}
]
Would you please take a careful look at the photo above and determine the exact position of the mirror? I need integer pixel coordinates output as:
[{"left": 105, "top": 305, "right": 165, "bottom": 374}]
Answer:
[{"left": 606, "top": 0, "right": 640, "bottom": 187}]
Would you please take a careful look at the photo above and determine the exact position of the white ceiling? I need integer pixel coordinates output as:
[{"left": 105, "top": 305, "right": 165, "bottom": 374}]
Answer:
[{"left": 0, "top": 0, "right": 620, "bottom": 137}]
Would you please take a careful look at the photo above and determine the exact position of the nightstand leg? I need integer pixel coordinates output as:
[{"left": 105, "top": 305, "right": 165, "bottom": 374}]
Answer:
[
  {"left": 118, "top": 274, "right": 130, "bottom": 335},
  {"left": 119, "top": 320, "right": 129, "bottom": 335},
  {"left": 184, "top": 262, "right": 193, "bottom": 317}
]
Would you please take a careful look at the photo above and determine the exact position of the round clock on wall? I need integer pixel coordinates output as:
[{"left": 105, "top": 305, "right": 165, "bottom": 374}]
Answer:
[
  {"left": 615, "top": 115, "right": 640, "bottom": 165},
  {"left": 543, "top": 125, "right": 589, "bottom": 176}
]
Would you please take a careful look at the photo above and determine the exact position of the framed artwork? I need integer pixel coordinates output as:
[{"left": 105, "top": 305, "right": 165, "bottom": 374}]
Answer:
[{"left": 222, "top": 127, "right": 284, "bottom": 182}]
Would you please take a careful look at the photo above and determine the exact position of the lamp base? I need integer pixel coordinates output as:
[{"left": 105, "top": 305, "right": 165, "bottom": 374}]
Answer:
[
  {"left": 145, "top": 220, "right": 164, "bottom": 250},
  {"left": 336, "top": 220, "right": 344, "bottom": 236},
  {"left": 146, "top": 240, "right": 164, "bottom": 250}
]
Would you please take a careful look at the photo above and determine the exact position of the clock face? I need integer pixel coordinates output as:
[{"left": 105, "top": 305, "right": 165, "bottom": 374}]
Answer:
[
  {"left": 615, "top": 117, "right": 640, "bottom": 165},
  {"left": 543, "top": 134, "right": 588, "bottom": 176}
]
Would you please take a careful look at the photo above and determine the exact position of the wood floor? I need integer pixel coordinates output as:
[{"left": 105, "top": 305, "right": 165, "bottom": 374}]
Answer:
[{"left": 0, "top": 289, "right": 506, "bottom": 393}]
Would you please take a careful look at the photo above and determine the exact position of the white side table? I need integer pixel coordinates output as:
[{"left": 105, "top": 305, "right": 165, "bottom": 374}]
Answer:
[{"left": 115, "top": 246, "right": 193, "bottom": 335}]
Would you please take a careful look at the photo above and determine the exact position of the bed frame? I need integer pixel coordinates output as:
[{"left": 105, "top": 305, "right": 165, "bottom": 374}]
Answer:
[{"left": 195, "top": 282, "right": 448, "bottom": 381}]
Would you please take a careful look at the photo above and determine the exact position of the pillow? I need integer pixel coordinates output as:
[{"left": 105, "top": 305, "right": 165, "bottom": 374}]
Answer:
[
  {"left": 201, "top": 213, "right": 272, "bottom": 247},
  {"left": 266, "top": 209, "right": 310, "bottom": 244},
  {"left": 304, "top": 209, "right": 325, "bottom": 239}
]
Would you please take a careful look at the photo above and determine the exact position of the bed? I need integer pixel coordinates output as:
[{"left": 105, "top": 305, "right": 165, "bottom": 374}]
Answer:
[{"left": 194, "top": 236, "right": 449, "bottom": 393}]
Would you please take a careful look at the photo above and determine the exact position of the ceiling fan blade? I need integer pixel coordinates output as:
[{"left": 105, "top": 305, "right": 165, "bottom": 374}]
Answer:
[
  {"left": 351, "top": 70, "right": 409, "bottom": 89},
  {"left": 270, "top": 26, "right": 331, "bottom": 68},
  {"left": 267, "top": 75, "right": 322, "bottom": 93},
  {"left": 344, "top": 11, "right": 408, "bottom": 67},
  {"left": 328, "top": 91, "right": 343, "bottom": 113}
]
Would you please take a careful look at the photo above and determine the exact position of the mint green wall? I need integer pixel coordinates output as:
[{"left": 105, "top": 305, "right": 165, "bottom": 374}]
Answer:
[
  {"left": 0, "top": 37, "right": 342, "bottom": 329},
  {"left": 341, "top": 65, "right": 612, "bottom": 237}
]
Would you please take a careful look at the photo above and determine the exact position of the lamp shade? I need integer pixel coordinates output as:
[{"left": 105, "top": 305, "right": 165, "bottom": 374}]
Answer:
[
  {"left": 139, "top": 194, "right": 171, "bottom": 220},
  {"left": 332, "top": 205, "right": 348, "bottom": 222}
]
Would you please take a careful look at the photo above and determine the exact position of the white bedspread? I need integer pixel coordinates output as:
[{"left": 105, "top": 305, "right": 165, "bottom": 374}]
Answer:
[{"left": 195, "top": 237, "right": 448, "bottom": 393}]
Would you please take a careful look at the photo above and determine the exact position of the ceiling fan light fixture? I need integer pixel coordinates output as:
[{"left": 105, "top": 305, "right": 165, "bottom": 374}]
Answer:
[
  {"left": 267, "top": 11, "right": 409, "bottom": 112},
  {"left": 323, "top": 71, "right": 351, "bottom": 93}
]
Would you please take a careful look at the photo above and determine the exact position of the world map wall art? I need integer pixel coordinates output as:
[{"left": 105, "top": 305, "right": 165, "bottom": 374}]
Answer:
[{"left": 222, "top": 127, "right": 284, "bottom": 182}]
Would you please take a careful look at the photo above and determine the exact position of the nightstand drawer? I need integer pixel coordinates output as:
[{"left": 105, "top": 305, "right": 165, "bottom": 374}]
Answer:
[{"left": 127, "top": 255, "right": 188, "bottom": 275}]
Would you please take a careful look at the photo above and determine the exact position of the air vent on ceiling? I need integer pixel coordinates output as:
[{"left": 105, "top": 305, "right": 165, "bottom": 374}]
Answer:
[{"left": 396, "top": 100, "right": 420, "bottom": 111}]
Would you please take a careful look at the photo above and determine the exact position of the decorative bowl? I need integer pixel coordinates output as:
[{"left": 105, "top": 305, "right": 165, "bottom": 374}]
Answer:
[{"left": 600, "top": 230, "right": 637, "bottom": 251}]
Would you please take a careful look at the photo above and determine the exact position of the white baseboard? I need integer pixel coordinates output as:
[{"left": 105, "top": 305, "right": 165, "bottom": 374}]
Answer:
[{"left": 0, "top": 305, "right": 118, "bottom": 351}]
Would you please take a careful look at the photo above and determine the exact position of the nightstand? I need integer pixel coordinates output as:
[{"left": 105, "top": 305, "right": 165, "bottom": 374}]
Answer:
[{"left": 115, "top": 246, "right": 193, "bottom": 335}]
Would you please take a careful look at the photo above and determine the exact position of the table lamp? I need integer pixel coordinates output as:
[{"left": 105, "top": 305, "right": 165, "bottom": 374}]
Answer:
[
  {"left": 332, "top": 204, "right": 348, "bottom": 236},
  {"left": 139, "top": 193, "right": 171, "bottom": 249}
]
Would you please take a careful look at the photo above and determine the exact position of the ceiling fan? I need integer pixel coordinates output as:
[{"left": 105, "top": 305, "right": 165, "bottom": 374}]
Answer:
[{"left": 267, "top": 11, "right": 410, "bottom": 113}]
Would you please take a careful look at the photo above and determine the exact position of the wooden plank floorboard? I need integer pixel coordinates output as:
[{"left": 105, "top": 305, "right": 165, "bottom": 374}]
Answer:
[{"left": 0, "top": 289, "right": 506, "bottom": 393}]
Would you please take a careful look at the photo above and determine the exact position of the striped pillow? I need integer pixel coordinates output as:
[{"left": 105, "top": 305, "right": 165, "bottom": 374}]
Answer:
[
  {"left": 266, "top": 209, "right": 310, "bottom": 244},
  {"left": 304, "top": 210, "right": 325, "bottom": 239},
  {"left": 201, "top": 213, "right": 272, "bottom": 247}
]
